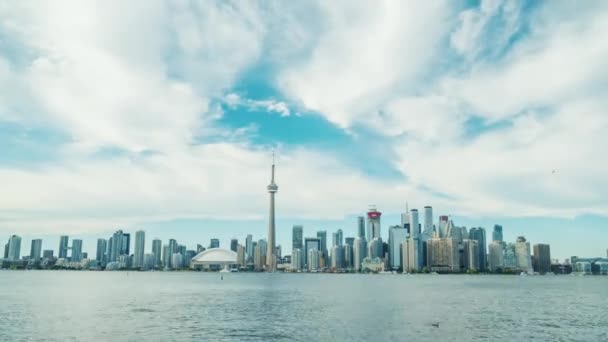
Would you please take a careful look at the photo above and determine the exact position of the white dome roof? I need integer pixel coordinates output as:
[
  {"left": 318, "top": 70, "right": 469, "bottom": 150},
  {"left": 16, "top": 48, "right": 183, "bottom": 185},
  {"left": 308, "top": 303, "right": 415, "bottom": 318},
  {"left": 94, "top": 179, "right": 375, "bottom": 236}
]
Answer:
[{"left": 191, "top": 248, "right": 237, "bottom": 265}]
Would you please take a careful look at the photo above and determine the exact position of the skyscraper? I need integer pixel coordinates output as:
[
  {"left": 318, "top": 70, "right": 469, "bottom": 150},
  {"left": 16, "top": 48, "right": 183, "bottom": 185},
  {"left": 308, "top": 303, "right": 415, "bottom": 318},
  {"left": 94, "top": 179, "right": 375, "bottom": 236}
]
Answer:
[
  {"left": 488, "top": 241, "right": 504, "bottom": 271},
  {"left": 209, "top": 238, "right": 220, "bottom": 249},
  {"left": 58, "top": 235, "right": 69, "bottom": 259},
  {"left": 245, "top": 234, "right": 253, "bottom": 263},
  {"left": 410, "top": 209, "right": 420, "bottom": 238},
  {"left": 332, "top": 229, "right": 343, "bottom": 247},
  {"left": 355, "top": 216, "right": 365, "bottom": 239},
  {"left": 463, "top": 239, "right": 480, "bottom": 272},
  {"left": 71, "top": 239, "right": 83, "bottom": 262},
  {"left": 292, "top": 225, "right": 303, "bottom": 270},
  {"left": 515, "top": 236, "right": 533, "bottom": 273},
  {"left": 30, "top": 239, "right": 42, "bottom": 261},
  {"left": 304, "top": 237, "right": 321, "bottom": 269},
  {"left": 388, "top": 225, "right": 407, "bottom": 270},
  {"left": 426, "top": 237, "right": 460, "bottom": 272},
  {"left": 266, "top": 152, "right": 278, "bottom": 272},
  {"left": 3, "top": 240, "right": 8, "bottom": 259},
  {"left": 96, "top": 239, "right": 107, "bottom": 266},
  {"left": 133, "top": 230, "right": 145, "bottom": 269},
  {"left": 468, "top": 227, "right": 487, "bottom": 271},
  {"left": 7, "top": 235, "right": 21, "bottom": 261},
  {"left": 401, "top": 202, "right": 410, "bottom": 226},
  {"left": 438, "top": 216, "right": 448, "bottom": 238},
  {"left": 367, "top": 207, "right": 382, "bottom": 240},
  {"left": 422, "top": 206, "right": 433, "bottom": 240},
  {"left": 230, "top": 239, "right": 238, "bottom": 252},
  {"left": 316, "top": 230, "right": 327, "bottom": 257},
  {"left": 330, "top": 245, "right": 344, "bottom": 270},
  {"left": 492, "top": 225, "right": 503, "bottom": 242},
  {"left": 152, "top": 239, "right": 162, "bottom": 268},
  {"left": 533, "top": 244, "right": 551, "bottom": 274},
  {"left": 122, "top": 233, "right": 130, "bottom": 256}
]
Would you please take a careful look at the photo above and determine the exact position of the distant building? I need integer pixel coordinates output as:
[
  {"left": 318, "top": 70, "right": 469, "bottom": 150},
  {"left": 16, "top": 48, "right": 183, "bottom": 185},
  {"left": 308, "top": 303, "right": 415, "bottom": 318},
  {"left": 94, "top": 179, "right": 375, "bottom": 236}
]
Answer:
[
  {"left": 152, "top": 239, "right": 162, "bottom": 269},
  {"left": 230, "top": 239, "right": 238, "bottom": 252},
  {"left": 237, "top": 244, "right": 246, "bottom": 267},
  {"left": 357, "top": 216, "right": 366, "bottom": 238},
  {"left": 96, "top": 239, "right": 107, "bottom": 266},
  {"left": 58, "top": 236, "right": 69, "bottom": 259},
  {"left": 488, "top": 241, "right": 504, "bottom": 271},
  {"left": 533, "top": 244, "right": 551, "bottom": 274},
  {"left": 422, "top": 206, "right": 434, "bottom": 241},
  {"left": 426, "top": 238, "right": 460, "bottom": 272},
  {"left": 515, "top": 236, "right": 533, "bottom": 273},
  {"left": 503, "top": 243, "right": 517, "bottom": 270},
  {"left": 332, "top": 229, "right": 343, "bottom": 247},
  {"left": 304, "top": 237, "right": 321, "bottom": 269},
  {"left": 30, "top": 239, "right": 42, "bottom": 261},
  {"left": 308, "top": 249, "right": 319, "bottom": 271},
  {"left": 463, "top": 239, "right": 479, "bottom": 272},
  {"left": 316, "top": 231, "right": 327, "bottom": 258},
  {"left": 171, "top": 253, "right": 183, "bottom": 270},
  {"left": 361, "top": 257, "right": 384, "bottom": 273},
  {"left": 291, "top": 248, "right": 302, "bottom": 271},
  {"left": 367, "top": 237, "right": 383, "bottom": 259},
  {"left": 353, "top": 237, "right": 367, "bottom": 272},
  {"left": 492, "top": 225, "right": 503, "bottom": 242},
  {"left": 437, "top": 215, "right": 449, "bottom": 238},
  {"left": 342, "top": 244, "right": 353, "bottom": 270},
  {"left": 209, "top": 239, "right": 220, "bottom": 249},
  {"left": 7, "top": 235, "right": 21, "bottom": 262},
  {"left": 42, "top": 250, "right": 54, "bottom": 259},
  {"left": 71, "top": 239, "right": 83, "bottom": 262},
  {"left": 388, "top": 225, "right": 407, "bottom": 270},
  {"left": 133, "top": 230, "right": 145, "bottom": 269},
  {"left": 402, "top": 236, "right": 422, "bottom": 272},
  {"left": 410, "top": 209, "right": 420, "bottom": 238},
  {"left": 367, "top": 207, "right": 382, "bottom": 240},
  {"left": 331, "top": 245, "right": 344, "bottom": 270},
  {"left": 245, "top": 234, "right": 253, "bottom": 264},
  {"left": 143, "top": 253, "right": 155, "bottom": 271},
  {"left": 468, "top": 227, "right": 487, "bottom": 271}
]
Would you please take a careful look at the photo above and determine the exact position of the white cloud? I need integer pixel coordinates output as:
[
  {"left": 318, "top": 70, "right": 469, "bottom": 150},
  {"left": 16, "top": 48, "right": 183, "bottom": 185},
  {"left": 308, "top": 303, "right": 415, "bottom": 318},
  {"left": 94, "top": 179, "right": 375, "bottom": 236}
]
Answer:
[{"left": 223, "top": 93, "right": 291, "bottom": 117}]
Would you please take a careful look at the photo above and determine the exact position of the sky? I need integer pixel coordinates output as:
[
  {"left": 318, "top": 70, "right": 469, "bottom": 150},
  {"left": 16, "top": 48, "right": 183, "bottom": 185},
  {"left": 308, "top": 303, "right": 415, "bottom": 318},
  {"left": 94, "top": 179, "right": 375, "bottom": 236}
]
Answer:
[{"left": 0, "top": 0, "right": 607, "bottom": 261}]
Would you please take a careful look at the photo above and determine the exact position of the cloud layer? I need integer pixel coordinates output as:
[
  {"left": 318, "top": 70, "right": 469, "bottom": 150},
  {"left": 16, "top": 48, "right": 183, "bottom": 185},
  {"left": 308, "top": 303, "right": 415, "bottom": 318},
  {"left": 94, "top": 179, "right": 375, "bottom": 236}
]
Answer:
[{"left": 1, "top": 0, "right": 607, "bottom": 235}]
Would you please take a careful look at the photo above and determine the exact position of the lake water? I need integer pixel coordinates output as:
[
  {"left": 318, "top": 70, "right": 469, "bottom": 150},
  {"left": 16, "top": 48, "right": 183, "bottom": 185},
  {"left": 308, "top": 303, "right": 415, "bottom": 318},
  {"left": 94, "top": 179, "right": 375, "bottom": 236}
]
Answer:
[{"left": 0, "top": 271, "right": 606, "bottom": 341}]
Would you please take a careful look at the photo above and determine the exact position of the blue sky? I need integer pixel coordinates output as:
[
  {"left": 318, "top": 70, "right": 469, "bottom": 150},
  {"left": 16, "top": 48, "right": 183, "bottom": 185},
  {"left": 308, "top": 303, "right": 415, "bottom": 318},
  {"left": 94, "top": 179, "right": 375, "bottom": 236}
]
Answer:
[{"left": 1, "top": 1, "right": 607, "bottom": 260}]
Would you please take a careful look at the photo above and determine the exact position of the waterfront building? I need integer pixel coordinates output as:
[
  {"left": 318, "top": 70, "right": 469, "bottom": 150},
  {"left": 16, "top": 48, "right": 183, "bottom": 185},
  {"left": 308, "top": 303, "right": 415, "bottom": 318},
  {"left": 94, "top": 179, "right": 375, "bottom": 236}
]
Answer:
[
  {"left": 58, "top": 235, "right": 69, "bottom": 259},
  {"left": 492, "top": 225, "right": 503, "bottom": 242},
  {"left": 133, "top": 230, "right": 145, "bottom": 269},
  {"left": 426, "top": 238, "right": 460, "bottom": 272},
  {"left": 331, "top": 245, "right": 344, "bottom": 270},
  {"left": 143, "top": 253, "right": 155, "bottom": 270},
  {"left": 410, "top": 209, "right": 420, "bottom": 238},
  {"left": 357, "top": 216, "right": 366, "bottom": 238},
  {"left": 42, "top": 250, "right": 54, "bottom": 259},
  {"left": 30, "top": 239, "right": 42, "bottom": 261},
  {"left": 71, "top": 239, "right": 83, "bottom": 262},
  {"left": 368, "top": 237, "right": 383, "bottom": 259},
  {"left": 171, "top": 253, "right": 183, "bottom": 270},
  {"left": 96, "top": 239, "right": 107, "bottom": 266},
  {"left": 488, "top": 241, "right": 504, "bottom": 271},
  {"left": 343, "top": 244, "right": 353, "bottom": 270},
  {"left": 245, "top": 234, "right": 253, "bottom": 263},
  {"left": 353, "top": 237, "right": 367, "bottom": 272},
  {"left": 503, "top": 243, "right": 517, "bottom": 270},
  {"left": 367, "top": 206, "right": 382, "bottom": 240},
  {"left": 388, "top": 225, "right": 407, "bottom": 270},
  {"left": 438, "top": 215, "right": 449, "bottom": 238},
  {"left": 401, "top": 202, "right": 410, "bottom": 226},
  {"left": 332, "top": 229, "right": 343, "bottom": 247},
  {"left": 236, "top": 244, "right": 246, "bottom": 267},
  {"left": 574, "top": 261, "right": 592, "bottom": 275},
  {"left": 304, "top": 237, "right": 321, "bottom": 269},
  {"left": 308, "top": 249, "right": 319, "bottom": 271},
  {"left": 7, "top": 235, "right": 21, "bottom": 262},
  {"left": 468, "top": 228, "right": 487, "bottom": 271},
  {"left": 209, "top": 239, "right": 220, "bottom": 249},
  {"left": 402, "top": 236, "right": 422, "bottom": 272},
  {"left": 292, "top": 225, "right": 303, "bottom": 256},
  {"left": 316, "top": 231, "right": 327, "bottom": 258},
  {"left": 291, "top": 248, "right": 302, "bottom": 271},
  {"left": 184, "top": 250, "right": 196, "bottom": 267},
  {"left": 463, "top": 239, "right": 479, "bottom": 272},
  {"left": 254, "top": 244, "right": 265, "bottom": 271},
  {"left": 422, "top": 206, "right": 434, "bottom": 241},
  {"left": 515, "top": 236, "right": 533, "bottom": 273},
  {"left": 122, "top": 233, "right": 130, "bottom": 256},
  {"left": 361, "top": 257, "right": 384, "bottom": 273},
  {"left": 227, "top": 239, "right": 237, "bottom": 252},
  {"left": 162, "top": 245, "right": 171, "bottom": 269},
  {"left": 266, "top": 153, "right": 279, "bottom": 272},
  {"left": 533, "top": 244, "right": 551, "bottom": 274},
  {"left": 152, "top": 239, "right": 162, "bottom": 268}
]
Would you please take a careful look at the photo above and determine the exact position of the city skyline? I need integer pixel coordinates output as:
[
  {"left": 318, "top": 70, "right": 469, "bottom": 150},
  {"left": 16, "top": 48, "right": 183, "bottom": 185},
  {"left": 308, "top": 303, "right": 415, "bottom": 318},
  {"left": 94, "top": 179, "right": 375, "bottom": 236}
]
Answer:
[{"left": 1, "top": 2, "right": 607, "bottom": 260}]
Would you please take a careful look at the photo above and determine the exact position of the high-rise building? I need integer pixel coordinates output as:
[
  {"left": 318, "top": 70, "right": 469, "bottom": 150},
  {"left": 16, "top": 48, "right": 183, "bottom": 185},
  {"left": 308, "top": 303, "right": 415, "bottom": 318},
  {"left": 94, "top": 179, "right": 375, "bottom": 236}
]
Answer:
[
  {"left": 122, "top": 233, "right": 130, "bottom": 256},
  {"left": 342, "top": 244, "right": 353, "bottom": 270},
  {"left": 133, "top": 230, "right": 146, "bottom": 269},
  {"left": 254, "top": 243, "right": 265, "bottom": 271},
  {"left": 332, "top": 229, "right": 343, "bottom": 247},
  {"left": 162, "top": 245, "right": 171, "bottom": 269},
  {"left": 533, "top": 244, "right": 551, "bottom": 274},
  {"left": 3, "top": 240, "right": 8, "bottom": 259},
  {"left": 515, "top": 236, "right": 533, "bottom": 273},
  {"left": 58, "top": 236, "right": 69, "bottom": 259},
  {"left": 488, "top": 241, "right": 504, "bottom": 271},
  {"left": 237, "top": 244, "right": 246, "bottom": 267},
  {"left": 353, "top": 237, "right": 367, "bottom": 272},
  {"left": 43, "top": 250, "right": 54, "bottom": 259},
  {"left": 304, "top": 237, "right": 321, "bottom": 269},
  {"left": 171, "top": 253, "right": 183, "bottom": 270},
  {"left": 468, "top": 227, "right": 487, "bottom": 271},
  {"left": 71, "top": 239, "right": 83, "bottom": 262},
  {"left": 388, "top": 225, "right": 407, "bottom": 270},
  {"left": 209, "top": 238, "right": 220, "bottom": 249},
  {"left": 266, "top": 153, "right": 279, "bottom": 272},
  {"left": 29, "top": 239, "right": 42, "bottom": 261},
  {"left": 317, "top": 230, "right": 327, "bottom": 260},
  {"left": 426, "top": 238, "right": 460, "bottom": 272},
  {"left": 368, "top": 237, "right": 383, "bottom": 259},
  {"left": 410, "top": 209, "right": 420, "bottom": 238},
  {"left": 438, "top": 216, "right": 449, "bottom": 238},
  {"left": 463, "top": 239, "right": 479, "bottom": 272},
  {"left": 143, "top": 253, "right": 155, "bottom": 271},
  {"left": 357, "top": 217, "right": 366, "bottom": 238},
  {"left": 110, "top": 230, "right": 127, "bottom": 262},
  {"left": 492, "top": 225, "right": 503, "bottom": 242},
  {"left": 292, "top": 225, "right": 303, "bottom": 250},
  {"left": 291, "top": 248, "right": 301, "bottom": 271},
  {"left": 96, "top": 239, "right": 107, "bottom": 265},
  {"left": 230, "top": 239, "right": 238, "bottom": 252},
  {"left": 152, "top": 239, "right": 162, "bottom": 268},
  {"left": 367, "top": 207, "right": 382, "bottom": 240},
  {"left": 245, "top": 234, "right": 253, "bottom": 263},
  {"left": 401, "top": 202, "right": 410, "bottom": 226},
  {"left": 403, "top": 236, "right": 422, "bottom": 272},
  {"left": 308, "top": 249, "right": 319, "bottom": 271},
  {"left": 422, "top": 206, "right": 434, "bottom": 240},
  {"left": 330, "top": 245, "right": 344, "bottom": 270}
]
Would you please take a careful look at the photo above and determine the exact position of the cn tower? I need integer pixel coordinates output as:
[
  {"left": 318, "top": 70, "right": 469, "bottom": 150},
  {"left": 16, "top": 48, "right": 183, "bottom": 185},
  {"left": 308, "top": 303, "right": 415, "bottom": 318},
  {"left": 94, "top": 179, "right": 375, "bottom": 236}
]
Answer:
[{"left": 266, "top": 152, "right": 278, "bottom": 272}]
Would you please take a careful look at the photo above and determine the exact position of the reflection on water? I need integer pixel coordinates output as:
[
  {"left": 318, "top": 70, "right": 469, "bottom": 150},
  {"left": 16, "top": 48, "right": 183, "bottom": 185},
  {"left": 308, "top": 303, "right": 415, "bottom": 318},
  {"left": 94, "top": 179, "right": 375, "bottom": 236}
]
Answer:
[{"left": 0, "top": 272, "right": 606, "bottom": 341}]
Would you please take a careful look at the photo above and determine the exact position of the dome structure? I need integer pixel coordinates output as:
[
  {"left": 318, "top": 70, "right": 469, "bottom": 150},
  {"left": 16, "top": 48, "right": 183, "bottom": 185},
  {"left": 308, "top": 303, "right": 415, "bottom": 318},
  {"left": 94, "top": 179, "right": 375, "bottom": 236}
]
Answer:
[{"left": 191, "top": 248, "right": 237, "bottom": 265}]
